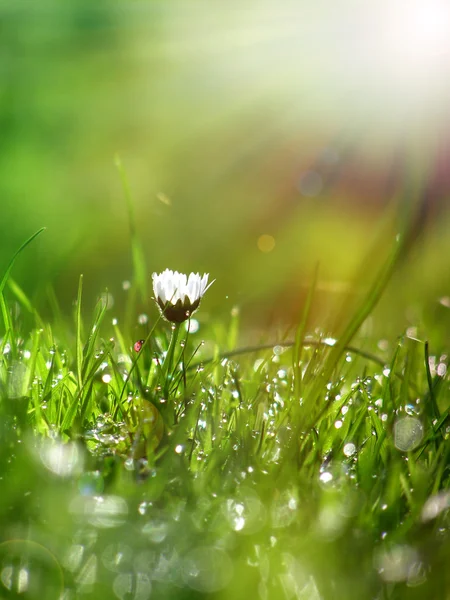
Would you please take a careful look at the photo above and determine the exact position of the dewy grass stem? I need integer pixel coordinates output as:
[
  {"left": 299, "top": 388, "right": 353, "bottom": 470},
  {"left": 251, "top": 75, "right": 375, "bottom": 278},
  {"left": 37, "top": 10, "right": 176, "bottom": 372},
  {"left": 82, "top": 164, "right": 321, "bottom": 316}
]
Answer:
[{"left": 163, "top": 323, "right": 181, "bottom": 398}]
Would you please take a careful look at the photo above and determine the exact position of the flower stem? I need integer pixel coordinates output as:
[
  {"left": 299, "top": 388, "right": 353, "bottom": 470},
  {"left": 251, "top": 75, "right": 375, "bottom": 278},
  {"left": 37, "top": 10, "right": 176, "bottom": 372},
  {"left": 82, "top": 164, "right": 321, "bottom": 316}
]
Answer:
[{"left": 162, "top": 323, "right": 181, "bottom": 398}]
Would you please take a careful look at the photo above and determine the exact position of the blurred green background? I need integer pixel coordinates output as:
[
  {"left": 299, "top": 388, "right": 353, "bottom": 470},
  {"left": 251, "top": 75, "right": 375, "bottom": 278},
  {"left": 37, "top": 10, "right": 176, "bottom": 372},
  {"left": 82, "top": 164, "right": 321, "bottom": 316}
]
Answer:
[{"left": 2, "top": 0, "right": 450, "bottom": 334}]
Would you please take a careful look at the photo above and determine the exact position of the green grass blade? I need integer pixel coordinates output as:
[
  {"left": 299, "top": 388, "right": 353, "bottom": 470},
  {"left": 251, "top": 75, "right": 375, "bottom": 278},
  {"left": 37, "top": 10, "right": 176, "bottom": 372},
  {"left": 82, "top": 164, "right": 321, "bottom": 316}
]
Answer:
[
  {"left": 293, "top": 262, "right": 319, "bottom": 400},
  {"left": 0, "top": 227, "right": 45, "bottom": 297},
  {"left": 424, "top": 341, "right": 440, "bottom": 419},
  {"left": 76, "top": 274, "right": 84, "bottom": 390},
  {"left": 0, "top": 227, "right": 45, "bottom": 339},
  {"left": 115, "top": 154, "right": 147, "bottom": 303},
  {"left": 311, "top": 234, "right": 404, "bottom": 408}
]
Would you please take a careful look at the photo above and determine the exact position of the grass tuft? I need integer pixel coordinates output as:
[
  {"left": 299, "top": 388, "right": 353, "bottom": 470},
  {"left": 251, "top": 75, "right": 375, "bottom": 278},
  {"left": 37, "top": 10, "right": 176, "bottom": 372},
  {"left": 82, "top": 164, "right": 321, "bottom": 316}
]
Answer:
[{"left": 0, "top": 229, "right": 449, "bottom": 600}]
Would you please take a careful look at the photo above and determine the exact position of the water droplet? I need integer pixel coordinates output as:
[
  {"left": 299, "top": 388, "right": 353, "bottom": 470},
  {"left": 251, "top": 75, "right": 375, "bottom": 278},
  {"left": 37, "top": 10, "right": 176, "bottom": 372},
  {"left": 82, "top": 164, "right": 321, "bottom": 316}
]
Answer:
[
  {"left": 319, "top": 472, "right": 333, "bottom": 484},
  {"left": 421, "top": 491, "right": 450, "bottom": 522},
  {"left": 394, "top": 417, "right": 424, "bottom": 451},
  {"left": 185, "top": 319, "right": 199, "bottom": 333},
  {"left": 124, "top": 458, "right": 135, "bottom": 471},
  {"left": 40, "top": 440, "right": 82, "bottom": 477},
  {"left": 343, "top": 443, "right": 356, "bottom": 457},
  {"left": 437, "top": 362, "right": 447, "bottom": 377},
  {"left": 142, "top": 520, "right": 168, "bottom": 543},
  {"left": 100, "top": 292, "right": 114, "bottom": 309}
]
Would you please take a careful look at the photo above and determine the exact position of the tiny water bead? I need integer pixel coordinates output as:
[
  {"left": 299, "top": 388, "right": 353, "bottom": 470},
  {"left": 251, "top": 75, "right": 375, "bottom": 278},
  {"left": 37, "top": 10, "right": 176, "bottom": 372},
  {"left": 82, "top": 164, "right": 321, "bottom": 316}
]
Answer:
[
  {"left": 39, "top": 440, "right": 82, "bottom": 477},
  {"left": 343, "top": 442, "right": 356, "bottom": 457},
  {"left": 319, "top": 472, "right": 333, "bottom": 484},
  {"left": 421, "top": 491, "right": 450, "bottom": 522},
  {"left": 100, "top": 292, "right": 114, "bottom": 309},
  {"left": 185, "top": 319, "right": 199, "bottom": 333}
]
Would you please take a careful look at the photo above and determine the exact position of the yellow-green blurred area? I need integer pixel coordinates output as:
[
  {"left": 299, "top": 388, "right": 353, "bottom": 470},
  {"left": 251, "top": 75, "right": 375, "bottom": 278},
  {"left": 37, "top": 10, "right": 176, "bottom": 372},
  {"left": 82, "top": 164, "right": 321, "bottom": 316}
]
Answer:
[{"left": 2, "top": 0, "right": 450, "bottom": 333}]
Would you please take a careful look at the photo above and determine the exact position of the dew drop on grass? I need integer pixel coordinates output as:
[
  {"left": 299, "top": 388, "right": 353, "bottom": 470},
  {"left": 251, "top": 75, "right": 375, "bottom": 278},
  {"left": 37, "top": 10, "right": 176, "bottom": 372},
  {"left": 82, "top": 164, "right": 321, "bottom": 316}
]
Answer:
[
  {"left": 185, "top": 319, "right": 199, "bottom": 333},
  {"left": 437, "top": 362, "right": 447, "bottom": 377},
  {"left": 342, "top": 442, "right": 356, "bottom": 456},
  {"left": 319, "top": 472, "right": 333, "bottom": 484},
  {"left": 394, "top": 417, "right": 424, "bottom": 451},
  {"left": 138, "top": 502, "right": 148, "bottom": 516},
  {"left": 142, "top": 520, "right": 168, "bottom": 543}
]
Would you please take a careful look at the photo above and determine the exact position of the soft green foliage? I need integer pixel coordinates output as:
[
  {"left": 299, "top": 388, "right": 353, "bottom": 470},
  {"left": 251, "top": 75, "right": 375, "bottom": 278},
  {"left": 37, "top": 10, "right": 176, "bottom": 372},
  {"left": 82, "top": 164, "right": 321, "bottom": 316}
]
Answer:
[{"left": 0, "top": 232, "right": 449, "bottom": 600}]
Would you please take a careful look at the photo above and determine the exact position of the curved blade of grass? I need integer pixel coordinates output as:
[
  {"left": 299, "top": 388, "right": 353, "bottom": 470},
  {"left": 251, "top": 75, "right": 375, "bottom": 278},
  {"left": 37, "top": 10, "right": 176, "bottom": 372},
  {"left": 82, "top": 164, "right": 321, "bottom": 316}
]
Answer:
[
  {"left": 0, "top": 227, "right": 45, "bottom": 297},
  {"left": 0, "top": 228, "right": 45, "bottom": 339},
  {"left": 189, "top": 339, "right": 386, "bottom": 370},
  {"left": 8, "top": 278, "right": 45, "bottom": 329}
]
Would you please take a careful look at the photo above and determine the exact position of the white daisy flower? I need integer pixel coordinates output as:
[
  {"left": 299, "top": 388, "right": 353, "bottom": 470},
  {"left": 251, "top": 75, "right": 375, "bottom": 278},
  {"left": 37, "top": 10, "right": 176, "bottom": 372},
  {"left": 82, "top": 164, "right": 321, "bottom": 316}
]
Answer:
[{"left": 152, "top": 269, "right": 214, "bottom": 323}]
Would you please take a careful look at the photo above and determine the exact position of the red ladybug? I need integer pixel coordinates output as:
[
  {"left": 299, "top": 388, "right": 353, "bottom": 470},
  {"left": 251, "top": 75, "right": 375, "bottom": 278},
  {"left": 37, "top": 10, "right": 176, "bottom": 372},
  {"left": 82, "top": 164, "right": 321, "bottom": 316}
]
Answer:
[{"left": 134, "top": 339, "right": 145, "bottom": 353}]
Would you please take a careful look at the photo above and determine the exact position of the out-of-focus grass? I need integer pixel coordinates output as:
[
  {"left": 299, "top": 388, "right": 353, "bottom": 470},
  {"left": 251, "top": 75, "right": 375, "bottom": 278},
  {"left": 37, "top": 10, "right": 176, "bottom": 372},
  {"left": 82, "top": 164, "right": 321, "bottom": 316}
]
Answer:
[
  {"left": 1, "top": 1, "right": 450, "bottom": 324},
  {"left": 0, "top": 225, "right": 449, "bottom": 599},
  {"left": 2, "top": 4, "right": 450, "bottom": 596}
]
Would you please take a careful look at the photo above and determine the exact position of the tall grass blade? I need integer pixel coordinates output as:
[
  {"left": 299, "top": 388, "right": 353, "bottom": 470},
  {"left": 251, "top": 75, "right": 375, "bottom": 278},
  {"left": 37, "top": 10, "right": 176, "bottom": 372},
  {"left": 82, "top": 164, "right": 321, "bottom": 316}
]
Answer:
[
  {"left": 293, "top": 262, "right": 319, "bottom": 401},
  {"left": 115, "top": 154, "right": 147, "bottom": 304}
]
